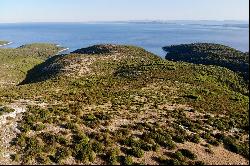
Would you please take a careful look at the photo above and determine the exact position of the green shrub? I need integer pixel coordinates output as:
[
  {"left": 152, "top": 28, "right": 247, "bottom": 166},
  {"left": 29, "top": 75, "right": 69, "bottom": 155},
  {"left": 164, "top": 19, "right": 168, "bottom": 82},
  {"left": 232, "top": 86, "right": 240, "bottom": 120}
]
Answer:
[
  {"left": 163, "top": 139, "right": 176, "bottom": 150},
  {"left": 140, "top": 141, "right": 153, "bottom": 151},
  {"left": 152, "top": 143, "right": 160, "bottom": 152},
  {"left": 54, "top": 147, "right": 71, "bottom": 163},
  {"left": 173, "top": 151, "right": 185, "bottom": 161},
  {"left": 35, "top": 154, "right": 50, "bottom": 164},
  {"left": 114, "top": 128, "right": 131, "bottom": 138},
  {"left": 20, "top": 123, "right": 31, "bottom": 133},
  {"left": 74, "top": 143, "right": 94, "bottom": 162},
  {"left": 143, "top": 131, "right": 176, "bottom": 149},
  {"left": 11, "top": 154, "right": 20, "bottom": 162},
  {"left": 189, "top": 134, "right": 201, "bottom": 143},
  {"left": 124, "top": 155, "right": 134, "bottom": 165},
  {"left": 194, "top": 161, "right": 205, "bottom": 165},
  {"left": 16, "top": 133, "right": 26, "bottom": 147},
  {"left": 123, "top": 137, "right": 153, "bottom": 151},
  {"left": 57, "top": 136, "right": 69, "bottom": 146},
  {"left": 106, "top": 147, "right": 120, "bottom": 165},
  {"left": 24, "top": 137, "right": 43, "bottom": 157},
  {"left": 222, "top": 136, "right": 249, "bottom": 159},
  {"left": 32, "top": 123, "right": 46, "bottom": 131},
  {"left": 0, "top": 106, "right": 15, "bottom": 114},
  {"left": 92, "top": 141, "right": 104, "bottom": 153},
  {"left": 89, "top": 151, "right": 96, "bottom": 162},
  {"left": 122, "top": 137, "right": 136, "bottom": 147},
  {"left": 213, "top": 119, "right": 227, "bottom": 130},
  {"left": 129, "top": 147, "right": 144, "bottom": 158},
  {"left": 84, "top": 114, "right": 96, "bottom": 121},
  {"left": 64, "top": 122, "right": 77, "bottom": 130},
  {"left": 208, "top": 139, "right": 220, "bottom": 146},
  {"left": 40, "top": 132, "right": 57, "bottom": 144},
  {"left": 223, "top": 136, "right": 239, "bottom": 153},
  {"left": 173, "top": 135, "right": 186, "bottom": 143},
  {"left": 178, "top": 149, "right": 197, "bottom": 160},
  {"left": 201, "top": 132, "right": 212, "bottom": 140},
  {"left": 184, "top": 94, "right": 201, "bottom": 100},
  {"left": 22, "top": 155, "right": 33, "bottom": 164}
]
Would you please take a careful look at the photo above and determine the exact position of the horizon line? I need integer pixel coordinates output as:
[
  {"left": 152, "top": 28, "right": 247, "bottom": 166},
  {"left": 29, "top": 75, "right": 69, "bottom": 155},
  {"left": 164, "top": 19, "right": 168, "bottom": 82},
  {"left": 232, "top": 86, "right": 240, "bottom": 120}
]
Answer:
[{"left": 0, "top": 19, "right": 249, "bottom": 24}]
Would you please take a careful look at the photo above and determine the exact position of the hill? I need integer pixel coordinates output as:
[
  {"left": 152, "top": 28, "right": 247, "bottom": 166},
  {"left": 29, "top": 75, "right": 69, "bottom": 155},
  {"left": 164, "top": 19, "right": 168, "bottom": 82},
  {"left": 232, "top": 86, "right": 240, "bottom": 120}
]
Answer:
[
  {"left": 20, "top": 44, "right": 160, "bottom": 84},
  {"left": 0, "top": 44, "right": 249, "bottom": 165},
  {"left": 0, "top": 43, "right": 64, "bottom": 87},
  {"left": 71, "top": 44, "right": 124, "bottom": 54},
  {"left": 163, "top": 43, "right": 249, "bottom": 80}
]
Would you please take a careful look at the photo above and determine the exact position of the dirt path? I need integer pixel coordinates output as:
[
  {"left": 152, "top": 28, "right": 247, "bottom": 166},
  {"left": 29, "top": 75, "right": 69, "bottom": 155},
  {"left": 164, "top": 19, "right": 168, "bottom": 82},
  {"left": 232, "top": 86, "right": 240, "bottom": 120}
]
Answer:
[
  {"left": 178, "top": 141, "right": 249, "bottom": 165},
  {"left": 0, "top": 105, "right": 26, "bottom": 126},
  {"left": 0, "top": 100, "right": 28, "bottom": 164},
  {"left": 0, "top": 99, "right": 48, "bottom": 164}
]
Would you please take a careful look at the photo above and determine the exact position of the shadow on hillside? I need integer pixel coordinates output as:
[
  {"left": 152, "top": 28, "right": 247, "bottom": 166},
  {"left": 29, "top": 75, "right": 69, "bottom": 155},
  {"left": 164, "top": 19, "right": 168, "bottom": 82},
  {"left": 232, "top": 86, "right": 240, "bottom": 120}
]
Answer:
[
  {"left": 165, "top": 51, "right": 249, "bottom": 80},
  {"left": 19, "top": 54, "right": 64, "bottom": 85}
]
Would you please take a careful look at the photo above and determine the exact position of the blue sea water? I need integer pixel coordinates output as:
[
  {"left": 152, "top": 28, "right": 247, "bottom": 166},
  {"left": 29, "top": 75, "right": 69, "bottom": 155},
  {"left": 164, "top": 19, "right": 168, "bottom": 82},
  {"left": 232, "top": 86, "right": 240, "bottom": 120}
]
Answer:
[{"left": 0, "top": 22, "right": 249, "bottom": 57}]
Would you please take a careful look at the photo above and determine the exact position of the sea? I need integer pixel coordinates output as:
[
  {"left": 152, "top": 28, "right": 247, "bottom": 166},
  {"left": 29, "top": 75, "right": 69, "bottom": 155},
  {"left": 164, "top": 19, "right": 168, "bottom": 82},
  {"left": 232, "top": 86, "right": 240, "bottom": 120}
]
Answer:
[{"left": 0, "top": 21, "right": 249, "bottom": 58}]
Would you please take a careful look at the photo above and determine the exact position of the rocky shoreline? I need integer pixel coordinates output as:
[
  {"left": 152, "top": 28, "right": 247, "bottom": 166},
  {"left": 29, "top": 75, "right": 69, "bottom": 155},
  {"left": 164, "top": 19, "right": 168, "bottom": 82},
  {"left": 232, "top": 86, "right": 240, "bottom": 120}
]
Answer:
[
  {"left": 57, "top": 47, "right": 69, "bottom": 54},
  {"left": 0, "top": 42, "right": 13, "bottom": 47}
]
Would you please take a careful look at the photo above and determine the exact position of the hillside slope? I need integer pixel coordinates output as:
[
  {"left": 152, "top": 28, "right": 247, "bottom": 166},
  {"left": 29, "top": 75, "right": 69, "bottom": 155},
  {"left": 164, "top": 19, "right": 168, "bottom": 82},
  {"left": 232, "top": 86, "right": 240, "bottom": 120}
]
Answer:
[
  {"left": 0, "top": 43, "right": 63, "bottom": 87},
  {"left": 0, "top": 44, "right": 249, "bottom": 165},
  {"left": 163, "top": 43, "right": 249, "bottom": 80}
]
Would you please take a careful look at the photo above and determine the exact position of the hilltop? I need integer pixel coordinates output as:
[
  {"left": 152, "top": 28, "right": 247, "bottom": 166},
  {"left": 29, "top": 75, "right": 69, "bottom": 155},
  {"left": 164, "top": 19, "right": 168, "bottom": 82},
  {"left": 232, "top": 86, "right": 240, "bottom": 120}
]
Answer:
[
  {"left": 163, "top": 43, "right": 249, "bottom": 80},
  {"left": 20, "top": 44, "right": 160, "bottom": 84},
  {"left": 0, "top": 43, "right": 249, "bottom": 165}
]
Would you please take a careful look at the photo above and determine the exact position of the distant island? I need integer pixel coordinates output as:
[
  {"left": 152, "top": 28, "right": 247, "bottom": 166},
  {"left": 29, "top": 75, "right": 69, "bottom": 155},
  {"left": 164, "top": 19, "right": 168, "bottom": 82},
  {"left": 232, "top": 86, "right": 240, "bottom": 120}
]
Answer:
[
  {"left": 105, "top": 20, "right": 249, "bottom": 28},
  {"left": 0, "top": 41, "right": 249, "bottom": 165}
]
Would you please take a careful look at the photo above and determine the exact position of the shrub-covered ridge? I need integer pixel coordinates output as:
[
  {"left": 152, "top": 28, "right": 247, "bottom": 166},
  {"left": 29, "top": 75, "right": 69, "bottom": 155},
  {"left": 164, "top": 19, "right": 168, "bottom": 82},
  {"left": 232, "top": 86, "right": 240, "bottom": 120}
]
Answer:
[
  {"left": 0, "top": 44, "right": 249, "bottom": 165},
  {"left": 163, "top": 43, "right": 249, "bottom": 80}
]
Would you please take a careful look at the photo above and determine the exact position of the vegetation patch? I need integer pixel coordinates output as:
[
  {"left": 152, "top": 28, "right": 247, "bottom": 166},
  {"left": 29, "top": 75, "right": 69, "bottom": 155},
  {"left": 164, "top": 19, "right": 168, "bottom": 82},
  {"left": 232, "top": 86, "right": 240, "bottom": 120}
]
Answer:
[
  {"left": 163, "top": 43, "right": 249, "bottom": 80},
  {"left": 0, "top": 44, "right": 248, "bottom": 165}
]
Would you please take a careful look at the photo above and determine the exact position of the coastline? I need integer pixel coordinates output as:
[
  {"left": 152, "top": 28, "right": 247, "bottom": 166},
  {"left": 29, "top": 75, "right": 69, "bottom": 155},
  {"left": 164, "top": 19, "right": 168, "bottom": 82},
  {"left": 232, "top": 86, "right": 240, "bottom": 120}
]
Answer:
[
  {"left": 57, "top": 47, "right": 69, "bottom": 55},
  {"left": 0, "top": 42, "right": 13, "bottom": 47},
  {"left": 0, "top": 42, "right": 69, "bottom": 55}
]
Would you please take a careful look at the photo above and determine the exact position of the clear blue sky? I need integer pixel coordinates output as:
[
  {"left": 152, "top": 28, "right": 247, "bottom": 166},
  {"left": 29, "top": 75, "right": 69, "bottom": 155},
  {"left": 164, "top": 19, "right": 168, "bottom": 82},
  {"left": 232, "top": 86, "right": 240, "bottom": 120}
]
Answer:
[{"left": 0, "top": 0, "right": 249, "bottom": 23}]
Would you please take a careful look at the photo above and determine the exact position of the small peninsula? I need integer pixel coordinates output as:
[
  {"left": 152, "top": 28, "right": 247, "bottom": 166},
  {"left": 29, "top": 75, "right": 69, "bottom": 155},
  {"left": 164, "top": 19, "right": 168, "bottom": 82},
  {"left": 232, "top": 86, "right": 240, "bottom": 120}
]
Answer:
[
  {"left": 163, "top": 43, "right": 249, "bottom": 81},
  {"left": 0, "top": 41, "right": 12, "bottom": 47}
]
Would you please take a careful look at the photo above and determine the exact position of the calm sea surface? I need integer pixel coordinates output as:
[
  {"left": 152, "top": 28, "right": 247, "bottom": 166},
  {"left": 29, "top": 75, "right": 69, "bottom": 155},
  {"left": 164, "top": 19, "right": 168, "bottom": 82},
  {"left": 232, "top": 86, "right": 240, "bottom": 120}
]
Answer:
[{"left": 0, "top": 22, "right": 249, "bottom": 57}]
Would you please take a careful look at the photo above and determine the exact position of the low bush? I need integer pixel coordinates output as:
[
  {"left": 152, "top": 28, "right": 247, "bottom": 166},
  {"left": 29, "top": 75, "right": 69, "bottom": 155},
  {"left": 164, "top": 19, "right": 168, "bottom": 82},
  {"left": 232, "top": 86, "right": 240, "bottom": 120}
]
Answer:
[
  {"left": 0, "top": 106, "right": 15, "bottom": 115},
  {"left": 173, "top": 151, "right": 185, "bottom": 161},
  {"left": 129, "top": 147, "right": 144, "bottom": 158},
  {"left": 178, "top": 149, "right": 197, "bottom": 160},
  {"left": 123, "top": 155, "right": 133, "bottom": 165},
  {"left": 106, "top": 147, "right": 120, "bottom": 165},
  {"left": 189, "top": 134, "right": 201, "bottom": 143},
  {"left": 54, "top": 147, "right": 71, "bottom": 163}
]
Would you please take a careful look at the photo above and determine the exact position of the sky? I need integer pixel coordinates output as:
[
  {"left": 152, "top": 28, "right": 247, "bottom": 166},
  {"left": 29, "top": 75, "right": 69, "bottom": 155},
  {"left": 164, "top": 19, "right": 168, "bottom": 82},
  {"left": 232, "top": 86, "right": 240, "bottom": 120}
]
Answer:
[{"left": 0, "top": 0, "right": 249, "bottom": 23}]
